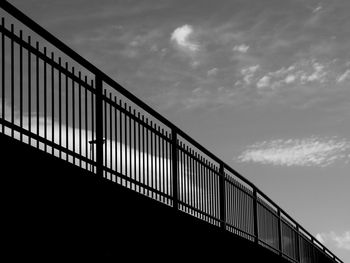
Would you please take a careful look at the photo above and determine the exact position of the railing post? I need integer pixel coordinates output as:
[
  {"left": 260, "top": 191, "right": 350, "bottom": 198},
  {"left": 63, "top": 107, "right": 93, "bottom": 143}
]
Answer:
[
  {"left": 278, "top": 208, "right": 283, "bottom": 256},
  {"left": 219, "top": 163, "right": 226, "bottom": 230},
  {"left": 95, "top": 75, "right": 104, "bottom": 178},
  {"left": 296, "top": 225, "right": 300, "bottom": 262},
  {"left": 171, "top": 128, "right": 178, "bottom": 211},
  {"left": 253, "top": 188, "right": 259, "bottom": 244}
]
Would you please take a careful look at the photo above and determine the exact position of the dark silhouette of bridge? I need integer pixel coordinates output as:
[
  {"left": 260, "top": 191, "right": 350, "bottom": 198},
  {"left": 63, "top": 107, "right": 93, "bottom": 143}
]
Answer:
[{"left": 0, "top": 1, "right": 344, "bottom": 262}]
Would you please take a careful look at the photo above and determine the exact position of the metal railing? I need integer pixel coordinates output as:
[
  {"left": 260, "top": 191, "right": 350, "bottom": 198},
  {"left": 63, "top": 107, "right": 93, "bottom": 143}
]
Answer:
[{"left": 0, "top": 1, "right": 343, "bottom": 263}]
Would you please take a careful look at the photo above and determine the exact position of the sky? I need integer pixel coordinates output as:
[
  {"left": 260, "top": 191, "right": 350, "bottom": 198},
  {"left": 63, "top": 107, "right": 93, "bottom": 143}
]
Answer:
[{"left": 5, "top": 0, "right": 350, "bottom": 261}]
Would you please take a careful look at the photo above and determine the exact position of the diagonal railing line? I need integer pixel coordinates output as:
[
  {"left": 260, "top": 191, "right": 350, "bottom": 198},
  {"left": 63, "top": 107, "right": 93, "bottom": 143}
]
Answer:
[{"left": 0, "top": 1, "right": 343, "bottom": 262}]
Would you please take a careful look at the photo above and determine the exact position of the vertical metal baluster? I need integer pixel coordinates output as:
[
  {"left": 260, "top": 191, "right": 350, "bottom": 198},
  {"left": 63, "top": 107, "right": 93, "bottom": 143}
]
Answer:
[
  {"left": 217, "top": 167, "right": 221, "bottom": 223},
  {"left": 278, "top": 209, "right": 282, "bottom": 256},
  {"left": 138, "top": 112, "right": 141, "bottom": 191},
  {"left": 19, "top": 30, "right": 23, "bottom": 141},
  {"left": 114, "top": 96, "right": 118, "bottom": 181},
  {"left": 184, "top": 145, "right": 189, "bottom": 211},
  {"left": 155, "top": 125, "right": 159, "bottom": 199},
  {"left": 196, "top": 151, "right": 200, "bottom": 215},
  {"left": 199, "top": 155, "right": 203, "bottom": 216},
  {"left": 51, "top": 52, "right": 54, "bottom": 153},
  {"left": 198, "top": 154, "right": 202, "bottom": 216},
  {"left": 150, "top": 120, "right": 153, "bottom": 196},
  {"left": 145, "top": 118, "right": 149, "bottom": 195},
  {"left": 132, "top": 109, "right": 136, "bottom": 189},
  {"left": 225, "top": 178, "right": 229, "bottom": 229},
  {"left": 91, "top": 79, "right": 95, "bottom": 171},
  {"left": 103, "top": 89, "right": 107, "bottom": 178},
  {"left": 193, "top": 151, "right": 198, "bottom": 214},
  {"left": 201, "top": 157, "right": 205, "bottom": 217},
  {"left": 189, "top": 148, "right": 193, "bottom": 212},
  {"left": 188, "top": 147, "right": 192, "bottom": 212},
  {"left": 119, "top": 99, "right": 122, "bottom": 184},
  {"left": 72, "top": 67, "right": 75, "bottom": 164},
  {"left": 201, "top": 157, "right": 206, "bottom": 218},
  {"left": 43, "top": 48, "right": 47, "bottom": 151},
  {"left": 206, "top": 161, "right": 210, "bottom": 221},
  {"left": 185, "top": 146, "right": 190, "bottom": 210},
  {"left": 124, "top": 103, "right": 128, "bottom": 187},
  {"left": 200, "top": 156, "right": 204, "bottom": 217},
  {"left": 58, "top": 58, "right": 61, "bottom": 158},
  {"left": 165, "top": 131, "right": 169, "bottom": 203},
  {"left": 35, "top": 41, "right": 39, "bottom": 146},
  {"left": 152, "top": 123, "right": 156, "bottom": 197},
  {"left": 161, "top": 128, "right": 165, "bottom": 201},
  {"left": 178, "top": 142, "right": 182, "bottom": 209},
  {"left": 171, "top": 130, "right": 178, "bottom": 210},
  {"left": 142, "top": 115, "right": 145, "bottom": 193},
  {"left": 133, "top": 110, "right": 137, "bottom": 190},
  {"left": 220, "top": 162, "right": 226, "bottom": 230},
  {"left": 1, "top": 17, "right": 4, "bottom": 134},
  {"left": 253, "top": 188, "right": 259, "bottom": 244},
  {"left": 205, "top": 160, "right": 209, "bottom": 221},
  {"left": 155, "top": 124, "right": 159, "bottom": 198},
  {"left": 181, "top": 142, "right": 185, "bottom": 210},
  {"left": 193, "top": 149, "right": 197, "bottom": 215},
  {"left": 78, "top": 71, "right": 82, "bottom": 167},
  {"left": 28, "top": 36, "right": 31, "bottom": 144},
  {"left": 296, "top": 225, "right": 300, "bottom": 263},
  {"left": 84, "top": 76, "right": 88, "bottom": 168},
  {"left": 212, "top": 166, "right": 216, "bottom": 222},
  {"left": 65, "top": 62, "right": 69, "bottom": 160},
  {"left": 197, "top": 153, "right": 201, "bottom": 216},
  {"left": 109, "top": 93, "right": 113, "bottom": 179},
  {"left": 188, "top": 146, "right": 192, "bottom": 212},
  {"left": 128, "top": 107, "right": 132, "bottom": 187},
  {"left": 200, "top": 156, "right": 204, "bottom": 218},
  {"left": 10, "top": 24, "right": 14, "bottom": 138},
  {"left": 157, "top": 126, "right": 161, "bottom": 200},
  {"left": 215, "top": 165, "right": 219, "bottom": 224}
]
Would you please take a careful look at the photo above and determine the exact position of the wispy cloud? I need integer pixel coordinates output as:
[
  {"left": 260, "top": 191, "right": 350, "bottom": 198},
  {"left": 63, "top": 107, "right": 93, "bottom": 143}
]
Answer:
[
  {"left": 316, "top": 231, "right": 350, "bottom": 250},
  {"left": 171, "top": 24, "right": 200, "bottom": 53},
  {"left": 312, "top": 5, "right": 323, "bottom": 14},
  {"left": 207, "top": 67, "right": 218, "bottom": 76},
  {"left": 241, "top": 65, "right": 260, "bottom": 85},
  {"left": 337, "top": 70, "right": 350, "bottom": 83},
  {"left": 233, "top": 44, "right": 249, "bottom": 53},
  {"left": 237, "top": 137, "right": 350, "bottom": 167},
  {"left": 170, "top": 24, "right": 203, "bottom": 67},
  {"left": 256, "top": 75, "right": 271, "bottom": 89}
]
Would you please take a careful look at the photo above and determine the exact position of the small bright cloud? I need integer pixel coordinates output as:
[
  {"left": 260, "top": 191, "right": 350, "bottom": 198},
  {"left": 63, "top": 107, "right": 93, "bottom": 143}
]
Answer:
[
  {"left": 241, "top": 65, "right": 260, "bottom": 85},
  {"left": 233, "top": 44, "right": 249, "bottom": 53},
  {"left": 285, "top": 74, "right": 296, "bottom": 84},
  {"left": 313, "top": 5, "right": 323, "bottom": 13},
  {"left": 306, "top": 62, "right": 327, "bottom": 82},
  {"left": 237, "top": 137, "right": 350, "bottom": 167},
  {"left": 171, "top": 24, "right": 200, "bottom": 52},
  {"left": 257, "top": 75, "right": 271, "bottom": 89},
  {"left": 316, "top": 231, "right": 350, "bottom": 250},
  {"left": 207, "top": 67, "right": 218, "bottom": 76},
  {"left": 337, "top": 70, "right": 350, "bottom": 83}
]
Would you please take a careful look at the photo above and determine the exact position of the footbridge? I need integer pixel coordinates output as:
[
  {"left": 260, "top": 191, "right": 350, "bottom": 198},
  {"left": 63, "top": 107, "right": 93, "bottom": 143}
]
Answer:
[{"left": 0, "top": 1, "right": 343, "bottom": 262}]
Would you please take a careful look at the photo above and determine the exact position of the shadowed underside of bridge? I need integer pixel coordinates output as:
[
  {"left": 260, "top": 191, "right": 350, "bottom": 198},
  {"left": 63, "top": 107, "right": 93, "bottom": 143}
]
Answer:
[{"left": 2, "top": 133, "right": 287, "bottom": 262}]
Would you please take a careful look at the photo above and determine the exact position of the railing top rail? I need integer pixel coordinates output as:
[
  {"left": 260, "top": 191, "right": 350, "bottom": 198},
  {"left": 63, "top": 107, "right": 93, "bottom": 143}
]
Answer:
[{"left": 0, "top": 1, "right": 343, "bottom": 262}]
